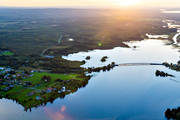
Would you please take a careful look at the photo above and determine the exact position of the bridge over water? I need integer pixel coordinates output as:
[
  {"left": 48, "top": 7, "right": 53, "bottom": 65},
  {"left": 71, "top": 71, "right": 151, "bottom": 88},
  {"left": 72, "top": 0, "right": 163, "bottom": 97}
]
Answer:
[{"left": 117, "top": 63, "right": 163, "bottom": 66}]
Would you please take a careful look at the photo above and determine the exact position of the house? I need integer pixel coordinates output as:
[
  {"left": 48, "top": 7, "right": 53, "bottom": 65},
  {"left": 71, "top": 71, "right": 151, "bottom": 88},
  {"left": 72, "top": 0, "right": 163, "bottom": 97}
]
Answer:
[
  {"left": 9, "top": 85, "right": 14, "bottom": 88},
  {"left": 68, "top": 38, "right": 74, "bottom": 41},
  {"left": 36, "top": 96, "right": 42, "bottom": 100},
  {"left": 27, "top": 91, "right": 35, "bottom": 96},
  {"left": 24, "top": 81, "right": 32, "bottom": 87},
  {"left": 58, "top": 90, "right": 61, "bottom": 94},
  {"left": 61, "top": 87, "right": 66, "bottom": 92},
  {"left": 2, "top": 87, "right": 10, "bottom": 91},
  {"left": 0, "top": 67, "right": 4, "bottom": 70},
  {"left": 46, "top": 88, "right": 53, "bottom": 93}
]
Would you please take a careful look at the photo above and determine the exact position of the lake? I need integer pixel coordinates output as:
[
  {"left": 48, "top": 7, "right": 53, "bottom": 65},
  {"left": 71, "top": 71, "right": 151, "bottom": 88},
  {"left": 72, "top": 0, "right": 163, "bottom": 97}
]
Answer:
[{"left": 1, "top": 39, "right": 180, "bottom": 120}]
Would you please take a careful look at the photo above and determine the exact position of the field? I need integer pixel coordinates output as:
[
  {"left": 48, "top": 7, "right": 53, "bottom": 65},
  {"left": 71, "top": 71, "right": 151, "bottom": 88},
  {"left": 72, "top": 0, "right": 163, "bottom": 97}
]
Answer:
[
  {"left": 0, "top": 72, "right": 90, "bottom": 110},
  {"left": 0, "top": 51, "right": 14, "bottom": 56},
  {"left": 0, "top": 8, "right": 173, "bottom": 57}
]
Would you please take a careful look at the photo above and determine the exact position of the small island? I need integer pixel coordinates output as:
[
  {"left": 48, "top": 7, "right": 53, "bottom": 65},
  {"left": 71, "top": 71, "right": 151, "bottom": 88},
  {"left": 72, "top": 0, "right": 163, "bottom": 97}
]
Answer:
[
  {"left": 101, "top": 56, "right": 108, "bottom": 62},
  {"left": 155, "top": 70, "right": 174, "bottom": 77},
  {"left": 86, "top": 56, "right": 91, "bottom": 60}
]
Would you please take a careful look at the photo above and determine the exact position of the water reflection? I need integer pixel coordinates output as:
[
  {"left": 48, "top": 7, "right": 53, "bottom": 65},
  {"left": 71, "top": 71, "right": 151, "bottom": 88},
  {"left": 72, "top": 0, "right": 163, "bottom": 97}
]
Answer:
[
  {"left": 64, "top": 40, "right": 180, "bottom": 68},
  {"left": 44, "top": 105, "right": 72, "bottom": 120}
]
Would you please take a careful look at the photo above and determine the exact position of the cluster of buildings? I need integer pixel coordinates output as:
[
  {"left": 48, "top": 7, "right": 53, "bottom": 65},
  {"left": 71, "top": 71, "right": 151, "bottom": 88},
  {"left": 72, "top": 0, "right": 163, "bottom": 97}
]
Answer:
[
  {"left": 0, "top": 66, "right": 73, "bottom": 104},
  {"left": 0, "top": 67, "right": 33, "bottom": 91},
  {"left": 27, "top": 86, "right": 68, "bottom": 101}
]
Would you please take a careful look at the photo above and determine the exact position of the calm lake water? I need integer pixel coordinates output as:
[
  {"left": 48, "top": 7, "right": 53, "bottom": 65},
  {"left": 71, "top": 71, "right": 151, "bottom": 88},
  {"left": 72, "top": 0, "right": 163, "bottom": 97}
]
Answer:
[{"left": 1, "top": 39, "right": 180, "bottom": 120}]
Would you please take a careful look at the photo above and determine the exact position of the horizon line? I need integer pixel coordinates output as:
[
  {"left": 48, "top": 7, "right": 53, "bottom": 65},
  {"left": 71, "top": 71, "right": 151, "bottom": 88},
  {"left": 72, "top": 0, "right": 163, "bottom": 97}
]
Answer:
[{"left": 0, "top": 6, "right": 178, "bottom": 9}]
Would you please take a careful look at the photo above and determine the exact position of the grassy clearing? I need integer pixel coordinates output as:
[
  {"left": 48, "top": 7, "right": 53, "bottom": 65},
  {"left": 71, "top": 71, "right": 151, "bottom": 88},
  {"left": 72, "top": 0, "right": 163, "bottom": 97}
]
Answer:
[
  {"left": 24, "top": 72, "right": 84, "bottom": 84},
  {"left": 0, "top": 51, "right": 14, "bottom": 56}
]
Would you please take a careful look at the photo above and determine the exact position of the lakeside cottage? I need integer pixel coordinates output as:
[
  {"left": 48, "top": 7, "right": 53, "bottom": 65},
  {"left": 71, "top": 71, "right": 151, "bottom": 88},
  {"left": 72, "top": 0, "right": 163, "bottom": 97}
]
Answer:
[
  {"left": 0, "top": 67, "right": 4, "bottom": 70},
  {"left": 62, "top": 86, "right": 66, "bottom": 92},
  {"left": 27, "top": 92, "right": 35, "bottom": 96},
  {"left": 36, "top": 96, "right": 42, "bottom": 100},
  {"left": 46, "top": 88, "right": 53, "bottom": 93},
  {"left": 2, "top": 87, "right": 10, "bottom": 91}
]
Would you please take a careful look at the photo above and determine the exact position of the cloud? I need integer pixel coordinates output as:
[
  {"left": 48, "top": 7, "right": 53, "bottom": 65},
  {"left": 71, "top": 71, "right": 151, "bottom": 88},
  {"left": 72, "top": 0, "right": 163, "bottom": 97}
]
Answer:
[{"left": 0, "top": 0, "right": 180, "bottom": 7}]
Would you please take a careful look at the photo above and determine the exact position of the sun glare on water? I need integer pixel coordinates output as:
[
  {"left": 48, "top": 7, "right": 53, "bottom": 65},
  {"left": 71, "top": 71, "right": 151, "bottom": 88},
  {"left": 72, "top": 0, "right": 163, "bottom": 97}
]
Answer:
[{"left": 116, "top": 0, "right": 141, "bottom": 6}]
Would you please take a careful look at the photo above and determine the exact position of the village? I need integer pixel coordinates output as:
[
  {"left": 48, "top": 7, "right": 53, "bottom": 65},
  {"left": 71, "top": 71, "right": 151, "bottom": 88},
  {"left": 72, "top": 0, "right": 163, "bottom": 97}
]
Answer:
[
  {"left": 0, "top": 55, "right": 113, "bottom": 96},
  {"left": 0, "top": 67, "right": 31, "bottom": 91},
  {"left": 0, "top": 66, "right": 90, "bottom": 111}
]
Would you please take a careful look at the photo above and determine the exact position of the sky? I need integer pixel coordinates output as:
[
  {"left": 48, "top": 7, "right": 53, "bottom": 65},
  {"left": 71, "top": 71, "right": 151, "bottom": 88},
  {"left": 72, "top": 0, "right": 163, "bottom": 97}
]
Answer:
[{"left": 0, "top": 0, "right": 180, "bottom": 8}]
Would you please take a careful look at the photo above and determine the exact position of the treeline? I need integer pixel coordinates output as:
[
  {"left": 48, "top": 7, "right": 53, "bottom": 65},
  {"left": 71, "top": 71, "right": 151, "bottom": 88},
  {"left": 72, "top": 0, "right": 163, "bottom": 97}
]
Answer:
[
  {"left": 87, "top": 62, "right": 117, "bottom": 73},
  {"left": 163, "top": 61, "right": 180, "bottom": 71},
  {"left": 155, "top": 70, "right": 174, "bottom": 77},
  {"left": 39, "top": 57, "right": 85, "bottom": 74}
]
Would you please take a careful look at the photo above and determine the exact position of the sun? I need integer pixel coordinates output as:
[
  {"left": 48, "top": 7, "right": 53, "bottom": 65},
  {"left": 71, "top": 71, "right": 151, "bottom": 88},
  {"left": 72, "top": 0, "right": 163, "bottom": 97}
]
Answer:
[{"left": 117, "top": 0, "right": 141, "bottom": 6}]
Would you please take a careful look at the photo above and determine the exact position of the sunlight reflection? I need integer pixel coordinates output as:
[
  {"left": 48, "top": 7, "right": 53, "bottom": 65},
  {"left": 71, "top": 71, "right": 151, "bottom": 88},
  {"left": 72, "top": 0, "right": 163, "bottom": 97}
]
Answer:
[
  {"left": 44, "top": 105, "right": 72, "bottom": 120},
  {"left": 113, "top": 0, "right": 141, "bottom": 6}
]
